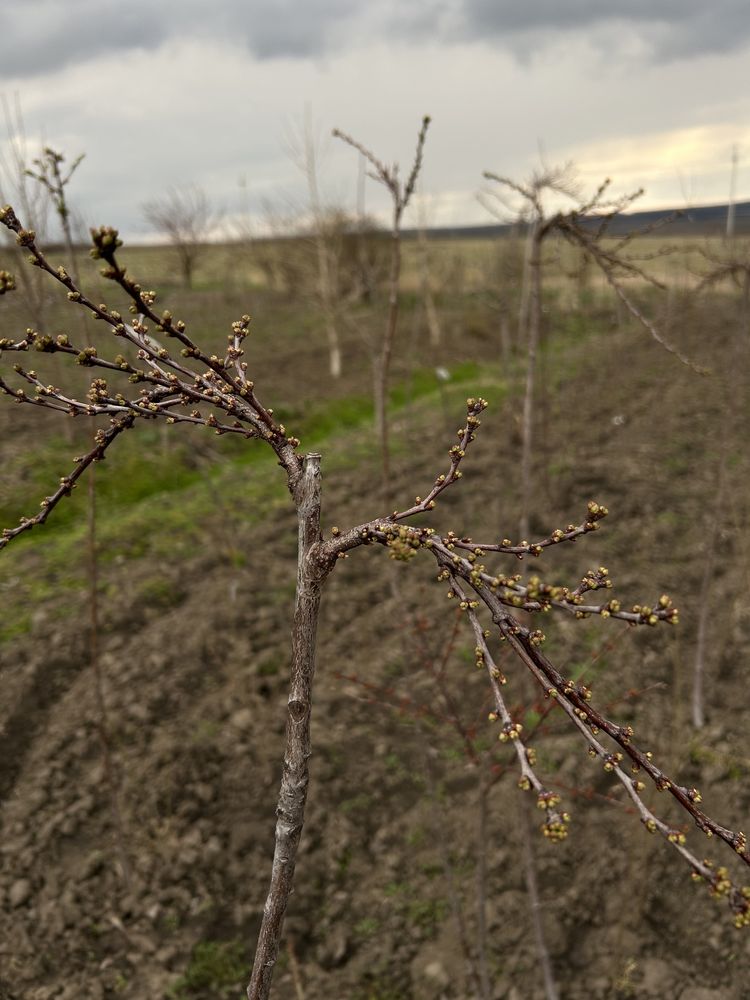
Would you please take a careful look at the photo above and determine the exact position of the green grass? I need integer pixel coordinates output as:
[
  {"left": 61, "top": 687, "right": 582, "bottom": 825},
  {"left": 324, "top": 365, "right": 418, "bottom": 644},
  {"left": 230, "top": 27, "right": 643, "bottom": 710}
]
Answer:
[
  {"left": 0, "top": 610, "right": 32, "bottom": 643},
  {"left": 353, "top": 916, "right": 380, "bottom": 940},
  {"left": 0, "top": 360, "right": 505, "bottom": 647},
  {"left": 0, "top": 257, "right": 611, "bottom": 654},
  {"left": 169, "top": 939, "right": 247, "bottom": 998}
]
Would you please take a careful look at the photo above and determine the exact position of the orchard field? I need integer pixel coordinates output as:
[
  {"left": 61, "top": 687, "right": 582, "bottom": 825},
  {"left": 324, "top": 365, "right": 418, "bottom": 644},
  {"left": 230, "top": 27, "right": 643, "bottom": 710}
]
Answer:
[{"left": 0, "top": 227, "right": 749, "bottom": 999}]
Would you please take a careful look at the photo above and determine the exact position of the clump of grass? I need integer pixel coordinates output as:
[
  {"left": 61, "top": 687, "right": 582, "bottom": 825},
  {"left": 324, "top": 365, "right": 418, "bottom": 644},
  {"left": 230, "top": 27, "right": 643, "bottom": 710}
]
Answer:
[{"left": 170, "top": 939, "right": 247, "bottom": 998}]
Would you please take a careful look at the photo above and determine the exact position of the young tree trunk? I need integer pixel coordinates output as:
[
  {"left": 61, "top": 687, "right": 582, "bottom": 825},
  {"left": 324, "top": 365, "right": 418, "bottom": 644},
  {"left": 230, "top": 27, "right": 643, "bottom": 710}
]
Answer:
[
  {"left": 375, "top": 216, "right": 402, "bottom": 506},
  {"left": 423, "top": 285, "right": 441, "bottom": 349},
  {"left": 304, "top": 110, "right": 343, "bottom": 380},
  {"left": 317, "top": 241, "right": 342, "bottom": 378},
  {"left": 180, "top": 247, "right": 194, "bottom": 290},
  {"left": 692, "top": 520, "right": 719, "bottom": 730},
  {"left": 247, "top": 454, "right": 330, "bottom": 1000},
  {"left": 327, "top": 331, "right": 342, "bottom": 379},
  {"left": 518, "top": 792, "right": 559, "bottom": 1000},
  {"left": 474, "top": 765, "right": 492, "bottom": 1000},
  {"left": 417, "top": 223, "right": 441, "bottom": 348},
  {"left": 499, "top": 313, "right": 511, "bottom": 366},
  {"left": 519, "top": 224, "right": 542, "bottom": 541}
]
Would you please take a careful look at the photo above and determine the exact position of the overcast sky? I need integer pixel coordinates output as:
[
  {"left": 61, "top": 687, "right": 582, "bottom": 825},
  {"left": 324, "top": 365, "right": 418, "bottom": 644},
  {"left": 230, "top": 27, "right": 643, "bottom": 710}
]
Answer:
[{"left": 2, "top": 0, "right": 749, "bottom": 241}]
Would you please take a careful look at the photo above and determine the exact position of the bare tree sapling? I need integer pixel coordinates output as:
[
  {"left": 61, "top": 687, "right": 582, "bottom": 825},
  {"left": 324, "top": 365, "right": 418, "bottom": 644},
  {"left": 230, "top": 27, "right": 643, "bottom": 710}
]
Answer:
[
  {"left": 333, "top": 116, "right": 431, "bottom": 504},
  {"left": 482, "top": 168, "right": 703, "bottom": 541}
]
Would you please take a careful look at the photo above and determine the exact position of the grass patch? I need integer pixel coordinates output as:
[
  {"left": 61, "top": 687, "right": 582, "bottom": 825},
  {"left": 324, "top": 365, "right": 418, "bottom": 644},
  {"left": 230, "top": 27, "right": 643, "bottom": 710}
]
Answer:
[
  {"left": 0, "top": 611, "right": 32, "bottom": 643},
  {"left": 169, "top": 939, "right": 247, "bottom": 998},
  {"left": 0, "top": 356, "right": 506, "bottom": 651}
]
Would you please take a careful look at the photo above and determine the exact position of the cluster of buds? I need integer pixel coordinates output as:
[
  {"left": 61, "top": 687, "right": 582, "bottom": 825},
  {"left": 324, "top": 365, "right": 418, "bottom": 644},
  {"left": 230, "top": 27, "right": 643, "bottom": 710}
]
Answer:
[
  {"left": 76, "top": 347, "right": 98, "bottom": 367},
  {"left": 385, "top": 524, "right": 425, "bottom": 562},
  {"left": 585, "top": 500, "right": 608, "bottom": 523},
  {"left": 89, "top": 225, "right": 123, "bottom": 261},
  {"left": 562, "top": 679, "right": 593, "bottom": 701},
  {"left": 86, "top": 378, "right": 109, "bottom": 404},
  {"left": 542, "top": 813, "right": 571, "bottom": 842},
  {"left": 0, "top": 270, "right": 15, "bottom": 295},
  {"left": 693, "top": 862, "right": 750, "bottom": 927},
  {"left": 463, "top": 396, "right": 487, "bottom": 439},
  {"left": 573, "top": 566, "right": 613, "bottom": 600},
  {"left": 536, "top": 790, "right": 562, "bottom": 811},
  {"left": 448, "top": 401, "right": 487, "bottom": 465},
  {"left": 498, "top": 721, "right": 523, "bottom": 743},
  {"left": 602, "top": 752, "right": 624, "bottom": 773},
  {"left": 630, "top": 595, "right": 679, "bottom": 627},
  {"left": 15, "top": 227, "right": 36, "bottom": 247}
]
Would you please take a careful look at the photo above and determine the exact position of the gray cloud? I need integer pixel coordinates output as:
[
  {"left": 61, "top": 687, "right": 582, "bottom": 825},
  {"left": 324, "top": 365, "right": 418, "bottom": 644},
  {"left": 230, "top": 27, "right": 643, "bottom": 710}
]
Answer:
[
  {"left": 1, "top": 1, "right": 169, "bottom": 77},
  {"left": 4, "top": 0, "right": 750, "bottom": 80},
  {"left": 453, "top": 0, "right": 750, "bottom": 59},
  {"left": 1, "top": 0, "right": 360, "bottom": 77}
]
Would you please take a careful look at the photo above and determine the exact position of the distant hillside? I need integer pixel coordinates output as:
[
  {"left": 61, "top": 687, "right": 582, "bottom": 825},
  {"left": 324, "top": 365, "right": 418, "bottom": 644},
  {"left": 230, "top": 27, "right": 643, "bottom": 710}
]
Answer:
[{"left": 414, "top": 200, "right": 750, "bottom": 240}]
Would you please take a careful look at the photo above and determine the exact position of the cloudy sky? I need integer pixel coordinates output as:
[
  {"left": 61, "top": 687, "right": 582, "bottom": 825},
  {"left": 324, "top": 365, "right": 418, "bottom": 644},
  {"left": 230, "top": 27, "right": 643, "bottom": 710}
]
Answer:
[{"left": 1, "top": 0, "right": 749, "bottom": 241}]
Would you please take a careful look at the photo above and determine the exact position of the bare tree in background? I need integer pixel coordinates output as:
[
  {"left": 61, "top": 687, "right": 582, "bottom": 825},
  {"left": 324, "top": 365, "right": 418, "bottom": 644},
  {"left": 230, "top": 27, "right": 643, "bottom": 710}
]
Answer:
[
  {"left": 0, "top": 95, "right": 51, "bottom": 329},
  {"left": 480, "top": 163, "right": 580, "bottom": 541},
  {"left": 142, "top": 184, "right": 217, "bottom": 289},
  {"left": 415, "top": 189, "right": 443, "bottom": 348},
  {"left": 26, "top": 146, "right": 85, "bottom": 283},
  {"left": 297, "top": 108, "right": 344, "bottom": 378},
  {"left": 284, "top": 109, "right": 392, "bottom": 377},
  {"left": 483, "top": 167, "right": 701, "bottom": 540},
  {"left": 688, "top": 240, "right": 750, "bottom": 728},
  {"left": 333, "top": 116, "right": 431, "bottom": 504},
  {"left": 697, "top": 239, "right": 750, "bottom": 341},
  {"left": 23, "top": 146, "right": 132, "bottom": 878}
]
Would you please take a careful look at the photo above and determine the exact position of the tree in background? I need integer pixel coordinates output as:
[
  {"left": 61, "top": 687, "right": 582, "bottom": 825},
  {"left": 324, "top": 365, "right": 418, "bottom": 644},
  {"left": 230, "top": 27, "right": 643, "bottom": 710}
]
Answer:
[
  {"left": 334, "top": 116, "right": 431, "bottom": 504},
  {"left": 142, "top": 184, "right": 218, "bottom": 289},
  {"left": 294, "top": 108, "right": 345, "bottom": 378},
  {"left": 281, "top": 109, "right": 395, "bottom": 379},
  {"left": 26, "top": 146, "right": 85, "bottom": 282},
  {"left": 481, "top": 163, "right": 580, "bottom": 541},
  {"left": 688, "top": 239, "right": 750, "bottom": 728},
  {"left": 482, "top": 167, "right": 701, "bottom": 540},
  {"left": 0, "top": 95, "right": 51, "bottom": 331}
]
